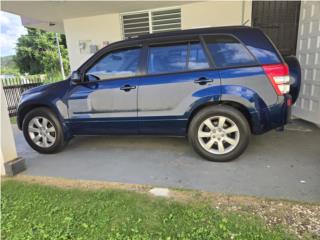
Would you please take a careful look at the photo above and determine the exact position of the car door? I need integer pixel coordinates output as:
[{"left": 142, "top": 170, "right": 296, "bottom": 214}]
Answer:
[
  {"left": 137, "top": 39, "right": 221, "bottom": 135},
  {"left": 67, "top": 47, "right": 142, "bottom": 135}
]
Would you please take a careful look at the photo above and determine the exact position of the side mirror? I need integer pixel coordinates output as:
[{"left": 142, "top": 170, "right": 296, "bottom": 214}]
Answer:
[{"left": 71, "top": 71, "right": 81, "bottom": 84}]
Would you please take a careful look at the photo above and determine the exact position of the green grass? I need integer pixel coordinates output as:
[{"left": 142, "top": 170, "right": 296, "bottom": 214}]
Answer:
[
  {"left": 1, "top": 180, "right": 297, "bottom": 240},
  {"left": 10, "top": 117, "right": 17, "bottom": 124}
]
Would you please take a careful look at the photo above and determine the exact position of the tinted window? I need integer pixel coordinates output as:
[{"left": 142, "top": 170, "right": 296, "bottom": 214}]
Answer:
[
  {"left": 87, "top": 48, "right": 141, "bottom": 80},
  {"left": 148, "top": 44, "right": 188, "bottom": 74},
  {"left": 204, "top": 35, "right": 257, "bottom": 68},
  {"left": 188, "top": 43, "right": 209, "bottom": 70}
]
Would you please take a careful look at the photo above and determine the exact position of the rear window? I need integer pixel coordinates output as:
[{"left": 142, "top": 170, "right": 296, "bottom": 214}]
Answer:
[{"left": 204, "top": 35, "right": 257, "bottom": 68}]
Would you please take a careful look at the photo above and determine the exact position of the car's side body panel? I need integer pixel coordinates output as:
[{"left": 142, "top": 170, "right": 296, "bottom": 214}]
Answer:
[
  {"left": 66, "top": 77, "right": 139, "bottom": 135},
  {"left": 137, "top": 70, "right": 220, "bottom": 135}
]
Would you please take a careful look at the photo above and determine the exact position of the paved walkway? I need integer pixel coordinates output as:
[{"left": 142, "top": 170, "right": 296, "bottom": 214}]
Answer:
[{"left": 14, "top": 120, "right": 320, "bottom": 203}]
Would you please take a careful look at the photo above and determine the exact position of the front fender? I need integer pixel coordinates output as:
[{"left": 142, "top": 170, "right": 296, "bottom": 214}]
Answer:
[{"left": 17, "top": 85, "right": 71, "bottom": 139}]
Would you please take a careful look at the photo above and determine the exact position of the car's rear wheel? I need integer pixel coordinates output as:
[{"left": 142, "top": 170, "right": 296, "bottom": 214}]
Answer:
[
  {"left": 22, "top": 107, "right": 66, "bottom": 153},
  {"left": 188, "top": 105, "right": 250, "bottom": 162}
]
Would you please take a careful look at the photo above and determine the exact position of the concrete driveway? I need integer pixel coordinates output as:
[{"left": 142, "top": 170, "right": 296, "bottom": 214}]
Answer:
[{"left": 13, "top": 120, "right": 320, "bottom": 203}]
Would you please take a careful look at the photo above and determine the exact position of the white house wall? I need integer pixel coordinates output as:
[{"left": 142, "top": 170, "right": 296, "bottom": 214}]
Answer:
[
  {"left": 63, "top": 1, "right": 252, "bottom": 70},
  {"left": 63, "top": 13, "right": 122, "bottom": 70},
  {"left": 182, "top": 1, "right": 252, "bottom": 29},
  {"left": 293, "top": 1, "right": 320, "bottom": 125}
]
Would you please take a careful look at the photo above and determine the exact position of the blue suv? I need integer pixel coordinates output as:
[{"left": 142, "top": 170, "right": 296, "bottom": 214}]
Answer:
[{"left": 17, "top": 26, "right": 301, "bottom": 161}]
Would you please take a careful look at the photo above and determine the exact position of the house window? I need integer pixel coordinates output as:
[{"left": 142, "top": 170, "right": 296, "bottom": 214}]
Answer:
[{"left": 121, "top": 8, "right": 181, "bottom": 39}]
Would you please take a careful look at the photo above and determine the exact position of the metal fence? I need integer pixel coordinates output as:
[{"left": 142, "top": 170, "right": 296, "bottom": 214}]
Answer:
[{"left": 2, "top": 76, "right": 44, "bottom": 117}]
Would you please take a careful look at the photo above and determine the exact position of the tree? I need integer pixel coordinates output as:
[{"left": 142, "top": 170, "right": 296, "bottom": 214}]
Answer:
[
  {"left": 14, "top": 28, "right": 70, "bottom": 76},
  {"left": 0, "top": 56, "right": 19, "bottom": 75}
]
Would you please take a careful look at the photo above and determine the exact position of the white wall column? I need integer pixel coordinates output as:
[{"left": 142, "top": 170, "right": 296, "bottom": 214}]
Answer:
[
  {"left": 293, "top": 1, "right": 320, "bottom": 126},
  {"left": 0, "top": 81, "right": 25, "bottom": 176}
]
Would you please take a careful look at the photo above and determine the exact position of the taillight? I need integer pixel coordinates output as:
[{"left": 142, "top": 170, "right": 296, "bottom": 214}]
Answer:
[{"left": 262, "top": 64, "right": 290, "bottom": 95}]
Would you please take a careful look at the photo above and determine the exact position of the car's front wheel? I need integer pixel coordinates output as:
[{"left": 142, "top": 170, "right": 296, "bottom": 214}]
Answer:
[
  {"left": 22, "top": 107, "right": 67, "bottom": 154},
  {"left": 188, "top": 105, "right": 250, "bottom": 162}
]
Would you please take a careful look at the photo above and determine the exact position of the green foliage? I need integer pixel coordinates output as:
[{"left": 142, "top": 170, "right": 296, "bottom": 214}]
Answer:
[
  {"left": 1, "top": 180, "right": 297, "bottom": 240},
  {"left": 10, "top": 117, "right": 17, "bottom": 124},
  {"left": 14, "top": 28, "right": 70, "bottom": 76},
  {"left": 1, "top": 55, "right": 15, "bottom": 68},
  {"left": 1, "top": 56, "right": 19, "bottom": 75}
]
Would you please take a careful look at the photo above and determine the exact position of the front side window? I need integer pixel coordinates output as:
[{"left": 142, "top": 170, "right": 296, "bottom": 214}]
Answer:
[
  {"left": 86, "top": 48, "right": 142, "bottom": 80},
  {"left": 204, "top": 35, "right": 257, "bottom": 68},
  {"left": 147, "top": 44, "right": 188, "bottom": 74}
]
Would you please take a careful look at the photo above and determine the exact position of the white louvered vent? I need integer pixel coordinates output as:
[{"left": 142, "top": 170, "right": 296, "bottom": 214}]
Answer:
[
  {"left": 151, "top": 8, "right": 181, "bottom": 33},
  {"left": 122, "top": 12, "right": 150, "bottom": 39},
  {"left": 121, "top": 8, "right": 181, "bottom": 39}
]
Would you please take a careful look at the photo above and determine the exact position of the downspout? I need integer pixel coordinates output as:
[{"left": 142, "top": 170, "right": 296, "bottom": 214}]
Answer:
[
  {"left": 241, "top": 0, "right": 245, "bottom": 25},
  {"left": 55, "top": 33, "right": 66, "bottom": 79},
  {"left": 241, "top": 0, "right": 250, "bottom": 26}
]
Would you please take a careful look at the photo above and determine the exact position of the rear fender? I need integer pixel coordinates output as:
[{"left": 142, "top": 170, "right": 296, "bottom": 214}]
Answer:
[{"left": 220, "top": 85, "right": 273, "bottom": 134}]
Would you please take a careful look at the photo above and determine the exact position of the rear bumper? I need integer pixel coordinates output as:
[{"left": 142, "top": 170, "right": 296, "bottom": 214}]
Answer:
[
  {"left": 284, "top": 95, "right": 292, "bottom": 124},
  {"left": 250, "top": 95, "right": 292, "bottom": 134}
]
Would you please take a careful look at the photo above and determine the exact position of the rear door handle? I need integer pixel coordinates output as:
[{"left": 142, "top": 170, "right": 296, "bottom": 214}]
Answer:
[
  {"left": 194, "top": 77, "right": 213, "bottom": 85},
  {"left": 120, "top": 84, "right": 136, "bottom": 92}
]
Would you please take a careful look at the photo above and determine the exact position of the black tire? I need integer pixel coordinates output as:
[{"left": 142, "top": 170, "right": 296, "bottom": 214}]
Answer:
[
  {"left": 22, "top": 107, "right": 67, "bottom": 154},
  {"left": 188, "top": 105, "right": 250, "bottom": 162}
]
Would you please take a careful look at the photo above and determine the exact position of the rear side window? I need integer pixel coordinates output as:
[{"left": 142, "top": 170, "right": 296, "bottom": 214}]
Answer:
[
  {"left": 147, "top": 42, "right": 209, "bottom": 74},
  {"left": 204, "top": 35, "right": 257, "bottom": 68},
  {"left": 148, "top": 44, "right": 188, "bottom": 74},
  {"left": 189, "top": 43, "right": 209, "bottom": 70}
]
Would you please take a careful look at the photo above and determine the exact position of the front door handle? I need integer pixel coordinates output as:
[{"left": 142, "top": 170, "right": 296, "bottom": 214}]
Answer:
[
  {"left": 120, "top": 84, "right": 136, "bottom": 92},
  {"left": 194, "top": 77, "right": 213, "bottom": 85}
]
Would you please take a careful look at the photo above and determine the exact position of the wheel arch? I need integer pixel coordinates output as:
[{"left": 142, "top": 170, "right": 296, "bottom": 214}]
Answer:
[
  {"left": 17, "top": 104, "right": 57, "bottom": 130},
  {"left": 186, "top": 101, "right": 253, "bottom": 133}
]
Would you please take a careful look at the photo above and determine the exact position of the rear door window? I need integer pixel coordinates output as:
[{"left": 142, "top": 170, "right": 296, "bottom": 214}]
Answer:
[
  {"left": 188, "top": 43, "right": 210, "bottom": 70},
  {"left": 203, "top": 35, "right": 257, "bottom": 68},
  {"left": 147, "top": 44, "right": 188, "bottom": 74},
  {"left": 147, "top": 42, "right": 210, "bottom": 74}
]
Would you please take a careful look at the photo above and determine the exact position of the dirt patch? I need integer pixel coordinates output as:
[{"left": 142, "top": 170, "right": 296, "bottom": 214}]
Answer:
[
  {"left": 4, "top": 175, "right": 151, "bottom": 192},
  {"left": 4, "top": 175, "right": 320, "bottom": 239}
]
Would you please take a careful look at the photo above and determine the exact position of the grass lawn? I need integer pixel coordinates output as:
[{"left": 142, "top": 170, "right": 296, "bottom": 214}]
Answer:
[
  {"left": 1, "top": 180, "right": 297, "bottom": 240},
  {"left": 10, "top": 117, "right": 17, "bottom": 124}
]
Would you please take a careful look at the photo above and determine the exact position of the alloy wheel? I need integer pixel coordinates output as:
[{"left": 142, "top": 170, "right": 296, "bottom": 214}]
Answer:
[
  {"left": 28, "top": 116, "right": 56, "bottom": 148},
  {"left": 197, "top": 116, "right": 240, "bottom": 155}
]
